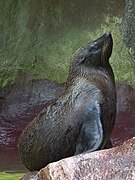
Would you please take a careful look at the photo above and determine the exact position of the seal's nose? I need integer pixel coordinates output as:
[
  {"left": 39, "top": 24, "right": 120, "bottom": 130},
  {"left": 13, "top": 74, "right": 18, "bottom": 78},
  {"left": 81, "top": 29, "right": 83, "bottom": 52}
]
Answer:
[{"left": 104, "top": 32, "right": 112, "bottom": 38}]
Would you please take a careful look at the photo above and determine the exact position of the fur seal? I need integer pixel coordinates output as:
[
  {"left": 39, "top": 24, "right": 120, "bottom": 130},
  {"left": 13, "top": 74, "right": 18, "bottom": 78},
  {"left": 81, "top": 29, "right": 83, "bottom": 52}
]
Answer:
[{"left": 18, "top": 32, "right": 116, "bottom": 171}]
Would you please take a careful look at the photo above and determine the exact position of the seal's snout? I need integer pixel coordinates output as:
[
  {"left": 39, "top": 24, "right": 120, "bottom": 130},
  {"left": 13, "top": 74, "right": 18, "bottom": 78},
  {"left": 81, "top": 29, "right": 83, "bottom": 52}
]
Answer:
[
  {"left": 102, "top": 32, "right": 113, "bottom": 60},
  {"left": 102, "top": 32, "right": 112, "bottom": 42},
  {"left": 104, "top": 32, "right": 112, "bottom": 38},
  {"left": 94, "top": 32, "right": 112, "bottom": 48}
]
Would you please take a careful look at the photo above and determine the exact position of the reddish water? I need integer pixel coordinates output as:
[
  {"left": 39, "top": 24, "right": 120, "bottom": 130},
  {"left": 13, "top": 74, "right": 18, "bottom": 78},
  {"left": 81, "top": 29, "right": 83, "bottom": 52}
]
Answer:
[{"left": 0, "top": 81, "right": 134, "bottom": 172}]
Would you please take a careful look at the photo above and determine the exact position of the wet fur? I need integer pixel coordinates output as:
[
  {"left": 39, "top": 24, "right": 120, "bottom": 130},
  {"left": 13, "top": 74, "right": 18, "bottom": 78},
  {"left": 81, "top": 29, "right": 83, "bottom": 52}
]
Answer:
[{"left": 18, "top": 33, "right": 116, "bottom": 171}]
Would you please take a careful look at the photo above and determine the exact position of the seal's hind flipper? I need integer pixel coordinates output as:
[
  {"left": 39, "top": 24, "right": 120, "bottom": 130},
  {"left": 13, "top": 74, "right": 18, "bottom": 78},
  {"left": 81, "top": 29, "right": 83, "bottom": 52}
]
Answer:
[
  {"left": 74, "top": 101, "right": 103, "bottom": 155},
  {"left": 104, "top": 138, "right": 113, "bottom": 149}
]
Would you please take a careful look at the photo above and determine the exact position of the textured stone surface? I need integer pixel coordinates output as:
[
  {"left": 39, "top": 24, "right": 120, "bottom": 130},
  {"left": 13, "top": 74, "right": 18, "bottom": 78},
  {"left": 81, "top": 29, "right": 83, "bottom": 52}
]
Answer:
[
  {"left": 111, "top": 82, "right": 135, "bottom": 146},
  {"left": 39, "top": 137, "right": 135, "bottom": 180},
  {"left": 20, "top": 171, "right": 38, "bottom": 180},
  {"left": 122, "top": 0, "right": 135, "bottom": 75},
  {"left": 122, "top": 0, "right": 135, "bottom": 47},
  {"left": 0, "top": 0, "right": 126, "bottom": 87}
]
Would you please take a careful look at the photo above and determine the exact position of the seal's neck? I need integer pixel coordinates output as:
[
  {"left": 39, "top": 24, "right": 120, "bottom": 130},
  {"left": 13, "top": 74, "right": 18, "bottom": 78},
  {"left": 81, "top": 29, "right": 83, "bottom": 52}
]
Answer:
[{"left": 67, "top": 66, "right": 115, "bottom": 89}]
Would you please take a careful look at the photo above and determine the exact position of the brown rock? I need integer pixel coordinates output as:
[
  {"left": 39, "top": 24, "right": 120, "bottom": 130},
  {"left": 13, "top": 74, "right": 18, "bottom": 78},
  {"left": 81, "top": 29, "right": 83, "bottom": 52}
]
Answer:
[
  {"left": 111, "top": 82, "right": 135, "bottom": 146},
  {"left": 38, "top": 137, "right": 135, "bottom": 180}
]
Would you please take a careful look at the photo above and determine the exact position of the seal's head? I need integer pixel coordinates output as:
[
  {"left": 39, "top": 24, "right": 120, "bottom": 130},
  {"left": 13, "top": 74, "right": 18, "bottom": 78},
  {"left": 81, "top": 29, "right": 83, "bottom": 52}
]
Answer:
[{"left": 68, "top": 32, "right": 113, "bottom": 81}]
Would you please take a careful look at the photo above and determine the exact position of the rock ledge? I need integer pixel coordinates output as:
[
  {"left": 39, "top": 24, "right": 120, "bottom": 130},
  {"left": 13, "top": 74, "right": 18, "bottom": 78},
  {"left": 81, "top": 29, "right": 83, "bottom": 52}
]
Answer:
[{"left": 21, "top": 137, "right": 135, "bottom": 180}]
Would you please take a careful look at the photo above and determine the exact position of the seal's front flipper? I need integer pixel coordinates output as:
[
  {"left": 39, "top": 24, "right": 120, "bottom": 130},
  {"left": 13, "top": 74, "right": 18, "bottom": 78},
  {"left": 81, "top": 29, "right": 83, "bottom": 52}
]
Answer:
[{"left": 74, "top": 101, "right": 103, "bottom": 155}]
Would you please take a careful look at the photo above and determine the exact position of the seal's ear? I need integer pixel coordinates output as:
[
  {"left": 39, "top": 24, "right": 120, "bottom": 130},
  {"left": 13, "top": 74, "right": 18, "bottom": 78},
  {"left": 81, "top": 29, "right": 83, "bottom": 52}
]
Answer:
[{"left": 80, "top": 55, "right": 85, "bottom": 64}]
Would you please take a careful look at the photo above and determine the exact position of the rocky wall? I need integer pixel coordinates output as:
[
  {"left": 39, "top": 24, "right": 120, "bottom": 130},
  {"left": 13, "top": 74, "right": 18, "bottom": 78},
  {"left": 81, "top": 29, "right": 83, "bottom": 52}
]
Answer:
[{"left": 1, "top": 0, "right": 133, "bottom": 88}]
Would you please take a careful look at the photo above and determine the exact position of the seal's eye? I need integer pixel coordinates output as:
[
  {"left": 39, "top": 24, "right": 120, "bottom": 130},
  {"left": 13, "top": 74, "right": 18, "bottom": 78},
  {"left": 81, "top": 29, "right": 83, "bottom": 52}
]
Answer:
[{"left": 91, "top": 45, "right": 98, "bottom": 52}]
